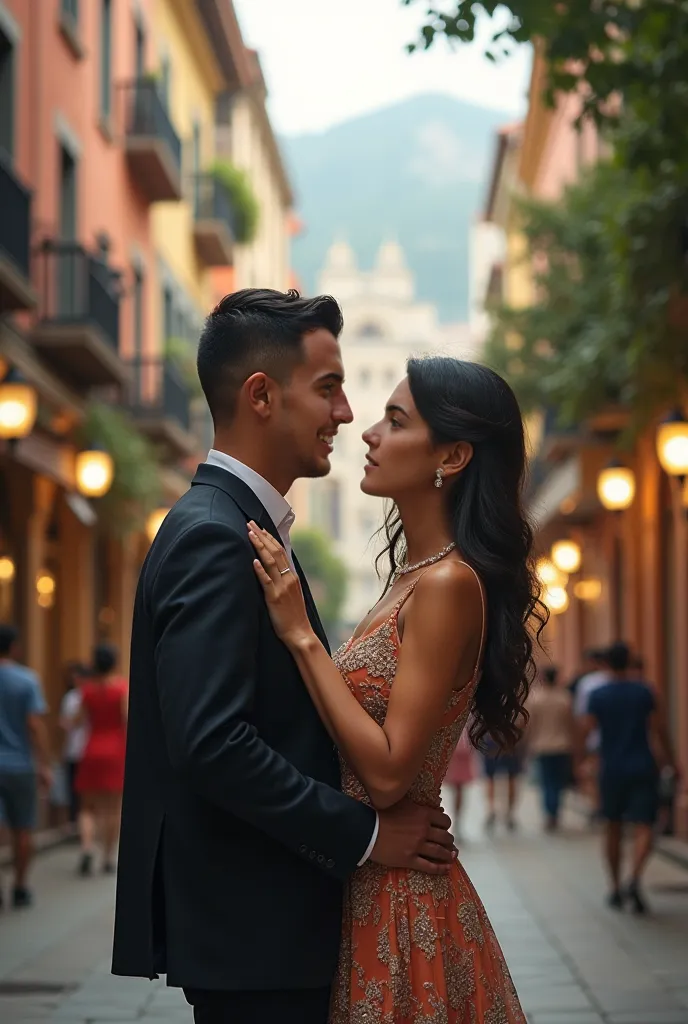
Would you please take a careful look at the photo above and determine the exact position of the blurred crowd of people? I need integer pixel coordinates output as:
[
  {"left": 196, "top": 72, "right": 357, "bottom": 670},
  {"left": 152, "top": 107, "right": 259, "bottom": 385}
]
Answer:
[
  {"left": 445, "top": 640, "right": 679, "bottom": 913},
  {"left": 0, "top": 625, "right": 128, "bottom": 909}
]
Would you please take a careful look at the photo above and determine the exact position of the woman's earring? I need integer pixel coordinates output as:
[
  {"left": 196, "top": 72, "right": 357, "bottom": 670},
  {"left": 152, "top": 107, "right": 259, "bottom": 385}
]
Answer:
[{"left": 434, "top": 468, "right": 444, "bottom": 489}]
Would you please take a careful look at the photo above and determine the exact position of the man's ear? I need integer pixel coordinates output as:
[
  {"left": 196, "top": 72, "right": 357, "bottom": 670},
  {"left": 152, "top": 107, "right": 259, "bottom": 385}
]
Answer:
[
  {"left": 243, "top": 373, "right": 274, "bottom": 421},
  {"left": 441, "top": 441, "right": 473, "bottom": 480}
]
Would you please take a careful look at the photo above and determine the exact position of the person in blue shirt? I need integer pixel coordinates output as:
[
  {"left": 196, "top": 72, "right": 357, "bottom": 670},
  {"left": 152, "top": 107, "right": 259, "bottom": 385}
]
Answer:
[
  {"left": 0, "top": 624, "right": 52, "bottom": 909},
  {"left": 581, "top": 641, "right": 675, "bottom": 914}
]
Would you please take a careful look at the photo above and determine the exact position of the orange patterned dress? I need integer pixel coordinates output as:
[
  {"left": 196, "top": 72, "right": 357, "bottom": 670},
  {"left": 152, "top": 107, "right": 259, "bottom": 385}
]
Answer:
[{"left": 329, "top": 576, "right": 526, "bottom": 1024}]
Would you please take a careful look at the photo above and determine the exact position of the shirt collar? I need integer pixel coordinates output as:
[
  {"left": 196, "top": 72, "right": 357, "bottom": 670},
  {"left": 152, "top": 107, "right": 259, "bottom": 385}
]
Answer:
[{"left": 205, "top": 450, "right": 294, "bottom": 534}]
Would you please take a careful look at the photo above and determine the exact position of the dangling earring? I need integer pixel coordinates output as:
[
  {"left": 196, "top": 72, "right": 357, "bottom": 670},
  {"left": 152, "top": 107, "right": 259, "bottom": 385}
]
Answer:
[{"left": 434, "top": 468, "right": 444, "bottom": 489}]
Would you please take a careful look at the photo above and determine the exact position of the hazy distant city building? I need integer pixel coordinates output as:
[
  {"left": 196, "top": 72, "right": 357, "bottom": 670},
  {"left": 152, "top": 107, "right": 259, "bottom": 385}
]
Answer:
[{"left": 294, "top": 240, "right": 473, "bottom": 629}]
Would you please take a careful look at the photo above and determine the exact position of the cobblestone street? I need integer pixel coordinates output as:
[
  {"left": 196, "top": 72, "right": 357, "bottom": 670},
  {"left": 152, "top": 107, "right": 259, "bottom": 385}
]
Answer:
[{"left": 2, "top": 786, "right": 688, "bottom": 1024}]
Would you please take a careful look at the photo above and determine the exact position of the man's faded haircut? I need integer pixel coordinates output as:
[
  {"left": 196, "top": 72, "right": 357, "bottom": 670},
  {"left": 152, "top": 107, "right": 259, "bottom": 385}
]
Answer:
[{"left": 196, "top": 288, "right": 344, "bottom": 425}]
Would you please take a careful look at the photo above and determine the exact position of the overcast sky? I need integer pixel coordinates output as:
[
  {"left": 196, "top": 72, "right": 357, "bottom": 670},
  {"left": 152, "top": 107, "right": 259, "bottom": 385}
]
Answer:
[{"left": 233, "top": 0, "right": 532, "bottom": 136}]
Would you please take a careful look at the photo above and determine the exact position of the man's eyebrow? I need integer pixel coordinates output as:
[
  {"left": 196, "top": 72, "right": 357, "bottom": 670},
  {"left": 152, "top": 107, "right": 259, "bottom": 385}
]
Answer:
[
  {"left": 386, "top": 403, "right": 410, "bottom": 418},
  {"left": 315, "top": 371, "right": 345, "bottom": 384}
]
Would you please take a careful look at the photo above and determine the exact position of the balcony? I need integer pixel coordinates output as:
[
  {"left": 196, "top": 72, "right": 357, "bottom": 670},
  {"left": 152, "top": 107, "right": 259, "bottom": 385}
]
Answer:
[
  {"left": 31, "top": 241, "right": 125, "bottom": 388},
  {"left": 126, "top": 357, "right": 195, "bottom": 457},
  {"left": 192, "top": 174, "right": 236, "bottom": 266},
  {"left": 0, "top": 154, "right": 36, "bottom": 311},
  {"left": 122, "top": 79, "right": 182, "bottom": 202}
]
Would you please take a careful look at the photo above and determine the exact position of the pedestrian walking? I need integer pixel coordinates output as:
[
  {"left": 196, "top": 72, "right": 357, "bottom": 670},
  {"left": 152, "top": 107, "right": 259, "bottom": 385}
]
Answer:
[
  {"left": 58, "top": 661, "right": 88, "bottom": 825},
  {"left": 581, "top": 641, "right": 676, "bottom": 913},
  {"left": 574, "top": 647, "right": 611, "bottom": 819},
  {"left": 0, "top": 624, "right": 52, "bottom": 908},
  {"left": 73, "top": 643, "right": 127, "bottom": 876},
  {"left": 443, "top": 727, "right": 477, "bottom": 840},
  {"left": 481, "top": 733, "right": 523, "bottom": 832},
  {"left": 526, "top": 666, "right": 574, "bottom": 831}
]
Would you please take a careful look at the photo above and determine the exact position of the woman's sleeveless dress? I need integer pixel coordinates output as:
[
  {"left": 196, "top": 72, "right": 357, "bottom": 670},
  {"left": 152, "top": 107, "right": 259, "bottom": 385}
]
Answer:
[{"left": 329, "top": 574, "right": 526, "bottom": 1024}]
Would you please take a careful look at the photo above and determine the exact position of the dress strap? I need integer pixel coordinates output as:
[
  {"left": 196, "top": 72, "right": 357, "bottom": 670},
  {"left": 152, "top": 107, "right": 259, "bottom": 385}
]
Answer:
[{"left": 455, "top": 561, "right": 487, "bottom": 680}]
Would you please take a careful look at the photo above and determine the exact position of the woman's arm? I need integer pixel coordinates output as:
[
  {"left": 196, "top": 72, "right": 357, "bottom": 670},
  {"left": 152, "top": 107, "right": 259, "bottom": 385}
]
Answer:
[{"left": 250, "top": 525, "right": 483, "bottom": 810}]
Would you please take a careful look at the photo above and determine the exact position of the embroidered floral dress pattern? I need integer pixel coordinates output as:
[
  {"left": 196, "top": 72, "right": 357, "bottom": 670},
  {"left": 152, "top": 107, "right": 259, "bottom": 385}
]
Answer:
[{"left": 329, "top": 580, "right": 526, "bottom": 1024}]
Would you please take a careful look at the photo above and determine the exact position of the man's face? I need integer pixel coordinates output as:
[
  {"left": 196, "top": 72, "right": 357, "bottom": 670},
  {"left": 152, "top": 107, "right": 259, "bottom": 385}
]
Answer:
[{"left": 273, "top": 329, "right": 353, "bottom": 479}]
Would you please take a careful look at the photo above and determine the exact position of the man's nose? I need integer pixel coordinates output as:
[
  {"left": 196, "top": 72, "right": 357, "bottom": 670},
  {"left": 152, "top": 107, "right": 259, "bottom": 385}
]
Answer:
[{"left": 335, "top": 394, "right": 354, "bottom": 424}]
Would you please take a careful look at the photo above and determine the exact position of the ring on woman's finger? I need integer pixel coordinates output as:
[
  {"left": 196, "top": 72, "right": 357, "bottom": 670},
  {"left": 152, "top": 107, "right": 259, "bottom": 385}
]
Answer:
[{"left": 279, "top": 567, "right": 291, "bottom": 576}]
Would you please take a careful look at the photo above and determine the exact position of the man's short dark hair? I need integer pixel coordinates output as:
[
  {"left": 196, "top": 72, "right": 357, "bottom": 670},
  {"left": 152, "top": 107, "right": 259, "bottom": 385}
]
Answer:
[
  {"left": 606, "top": 642, "right": 631, "bottom": 672},
  {"left": 0, "top": 624, "right": 17, "bottom": 656},
  {"left": 196, "top": 289, "right": 344, "bottom": 426}
]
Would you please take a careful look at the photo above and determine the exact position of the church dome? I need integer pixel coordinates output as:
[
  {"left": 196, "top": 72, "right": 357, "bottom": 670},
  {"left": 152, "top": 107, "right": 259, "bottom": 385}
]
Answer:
[
  {"left": 375, "top": 240, "right": 407, "bottom": 272},
  {"left": 324, "top": 240, "right": 357, "bottom": 271}
]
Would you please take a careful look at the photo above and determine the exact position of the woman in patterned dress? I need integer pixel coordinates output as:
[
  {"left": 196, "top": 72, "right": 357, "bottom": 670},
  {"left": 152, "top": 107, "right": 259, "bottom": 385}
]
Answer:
[{"left": 250, "top": 357, "right": 546, "bottom": 1024}]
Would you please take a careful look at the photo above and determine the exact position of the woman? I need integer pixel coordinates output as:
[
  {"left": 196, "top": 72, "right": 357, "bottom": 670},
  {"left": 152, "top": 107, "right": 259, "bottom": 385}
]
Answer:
[
  {"left": 526, "top": 666, "right": 575, "bottom": 831},
  {"left": 250, "top": 357, "right": 546, "bottom": 1023},
  {"left": 73, "top": 643, "right": 128, "bottom": 876}
]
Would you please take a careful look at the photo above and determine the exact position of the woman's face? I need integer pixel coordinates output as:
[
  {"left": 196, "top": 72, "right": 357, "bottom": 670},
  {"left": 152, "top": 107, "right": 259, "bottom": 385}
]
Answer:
[{"left": 361, "top": 378, "right": 441, "bottom": 499}]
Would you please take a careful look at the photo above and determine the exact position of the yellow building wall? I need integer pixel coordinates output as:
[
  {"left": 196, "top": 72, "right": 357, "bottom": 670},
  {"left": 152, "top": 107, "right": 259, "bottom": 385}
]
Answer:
[
  {"left": 151, "top": 0, "right": 225, "bottom": 322},
  {"left": 228, "top": 95, "right": 290, "bottom": 291}
]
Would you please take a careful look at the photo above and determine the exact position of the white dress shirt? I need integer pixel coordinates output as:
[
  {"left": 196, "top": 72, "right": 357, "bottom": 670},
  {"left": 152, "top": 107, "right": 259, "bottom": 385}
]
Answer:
[{"left": 205, "top": 450, "right": 379, "bottom": 865}]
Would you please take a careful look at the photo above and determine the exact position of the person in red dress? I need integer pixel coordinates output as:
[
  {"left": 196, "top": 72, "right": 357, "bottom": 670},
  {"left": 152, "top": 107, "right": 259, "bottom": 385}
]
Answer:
[{"left": 74, "top": 643, "right": 128, "bottom": 876}]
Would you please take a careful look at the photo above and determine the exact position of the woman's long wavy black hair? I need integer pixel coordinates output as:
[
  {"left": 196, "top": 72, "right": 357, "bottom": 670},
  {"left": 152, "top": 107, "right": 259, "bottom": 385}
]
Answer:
[{"left": 376, "top": 357, "right": 548, "bottom": 752}]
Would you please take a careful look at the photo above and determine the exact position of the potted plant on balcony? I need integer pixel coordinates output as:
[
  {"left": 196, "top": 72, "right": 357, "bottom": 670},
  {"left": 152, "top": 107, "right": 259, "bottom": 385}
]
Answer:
[{"left": 209, "top": 159, "right": 260, "bottom": 245}]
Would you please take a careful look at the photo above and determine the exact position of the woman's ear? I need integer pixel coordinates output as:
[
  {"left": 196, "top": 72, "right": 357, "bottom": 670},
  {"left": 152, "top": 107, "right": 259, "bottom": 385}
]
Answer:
[{"left": 441, "top": 441, "right": 473, "bottom": 480}]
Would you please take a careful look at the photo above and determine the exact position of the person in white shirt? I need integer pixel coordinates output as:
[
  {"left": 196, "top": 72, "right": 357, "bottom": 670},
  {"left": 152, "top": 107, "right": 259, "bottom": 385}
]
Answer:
[{"left": 59, "top": 661, "right": 88, "bottom": 824}]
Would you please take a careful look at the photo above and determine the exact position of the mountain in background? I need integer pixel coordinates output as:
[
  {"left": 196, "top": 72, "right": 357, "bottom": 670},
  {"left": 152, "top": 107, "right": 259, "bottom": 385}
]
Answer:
[{"left": 282, "top": 94, "right": 513, "bottom": 323}]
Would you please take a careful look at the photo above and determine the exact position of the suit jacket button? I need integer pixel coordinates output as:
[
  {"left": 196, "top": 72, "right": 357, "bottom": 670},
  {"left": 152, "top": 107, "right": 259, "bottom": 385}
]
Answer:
[
  {"left": 317, "top": 854, "right": 324, "bottom": 864},
  {"left": 299, "top": 845, "right": 307, "bottom": 855},
  {"left": 309, "top": 850, "right": 316, "bottom": 859},
  {"left": 326, "top": 858, "right": 335, "bottom": 869}
]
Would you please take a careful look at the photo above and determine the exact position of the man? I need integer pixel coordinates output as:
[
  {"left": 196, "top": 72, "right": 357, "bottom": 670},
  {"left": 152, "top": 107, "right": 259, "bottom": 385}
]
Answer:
[
  {"left": 0, "top": 624, "right": 52, "bottom": 908},
  {"left": 113, "top": 290, "right": 455, "bottom": 1024},
  {"left": 573, "top": 647, "right": 611, "bottom": 819},
  {"left": 567, "top": 647, "right": 607, "bottom": 700},
  {"left": 581, "top": 641, "right": 675, "bottom": 913}
]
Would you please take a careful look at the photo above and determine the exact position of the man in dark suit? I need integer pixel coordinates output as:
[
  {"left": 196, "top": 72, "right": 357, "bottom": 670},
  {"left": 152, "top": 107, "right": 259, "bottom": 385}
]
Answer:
[{"left": 112, "top": 289, "right": 455, "bottom": 1024}]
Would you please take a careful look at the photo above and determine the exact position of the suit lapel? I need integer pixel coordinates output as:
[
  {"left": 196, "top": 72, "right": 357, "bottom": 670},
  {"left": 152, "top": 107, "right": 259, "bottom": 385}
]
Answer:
[
  {"left": 192, "top": 464, "right": 330, "bottom": 651},
  {"left": 293, "top": 554, "right": 330, "bottom": 654}
]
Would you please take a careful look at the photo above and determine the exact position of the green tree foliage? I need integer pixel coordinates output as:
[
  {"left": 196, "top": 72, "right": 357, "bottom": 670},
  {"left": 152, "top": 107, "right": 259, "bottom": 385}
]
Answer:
[
  {"left": 291, "top": 528, "right": 348, "bottom": 635},
  {"left": 404, "top": 0, "right": 688, "bottom": 171},
  {"left": 403, "top": 0, "right": 688, "bottom": 425},
  {"left": 78, "top": 402, "right": 162, "bottom": 535},
  {"left": 484, "top": 160, "right": 688, "bottom": 429}
]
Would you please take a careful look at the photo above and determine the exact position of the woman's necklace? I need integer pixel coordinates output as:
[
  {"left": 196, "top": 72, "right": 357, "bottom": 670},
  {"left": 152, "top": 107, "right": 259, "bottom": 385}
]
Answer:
[{"left": 392, "top": 542, "right": 456, "bottom": 582}]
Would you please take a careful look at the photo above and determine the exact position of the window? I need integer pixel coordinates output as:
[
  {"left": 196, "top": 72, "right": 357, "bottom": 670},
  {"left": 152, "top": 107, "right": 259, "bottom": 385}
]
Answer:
[
  {"left": 358, "top": 321, "right": 383, "bottom": 339},
  {"left": 133, "top": 267, "right": 144, "bottom": 358},
  {"left": 62, "top": 0, "right": 78, "bottom": 22},
  {"left": 58, "top": 145, "right": 77, "bottom": 315},
  {"left": 100, "top": 0, "right": 112, "bottom": 122},
  {"left": 159, "top": 53, "right": 171, "bottom": 112},
  {"left": 134, "top": 20, "right": 146, "bottom": 80},
  {"left": 162, "top": 284, "right": 174, "bottom": 343},
  {"left": 0, "top": 26, "right": 14, "bottom": 160}
]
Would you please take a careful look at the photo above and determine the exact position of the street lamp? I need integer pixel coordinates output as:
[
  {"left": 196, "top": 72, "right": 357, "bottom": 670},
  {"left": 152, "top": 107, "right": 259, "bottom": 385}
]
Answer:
[
  {"left": 597, "top": 461, "right": 636, "bottom": 512},
  {"left": 0, "top": 367, "right": 37, "bottom": 445},
  {"left": 551, "top": 539, "right": 582, "bottom": 575},
  {"left": 573, "top": 578, "right": 602, "bottom": 602},
  {"left": 0, "top": 556, "right": 15, "bottom": 581},
  {"left": 75, "top": 446, "right": 114, "bottom": 498},
  {"left": 656, "top": 409, "right": 688, "bottom": 478},
  {"left": 543, "top": 584, "right": 569, "bottom": 614},
  {"left": 535, "top": 556, "right": 567, "bottom": 589},
  {"left": 146, "top": 507, "right": 170, "bottom": 542}
]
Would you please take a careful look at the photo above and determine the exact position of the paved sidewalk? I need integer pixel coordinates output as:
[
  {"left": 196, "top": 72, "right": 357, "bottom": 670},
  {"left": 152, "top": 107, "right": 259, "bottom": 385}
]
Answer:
[{"left": 0, "top": 785, "right": 687, "bottom": 1023}]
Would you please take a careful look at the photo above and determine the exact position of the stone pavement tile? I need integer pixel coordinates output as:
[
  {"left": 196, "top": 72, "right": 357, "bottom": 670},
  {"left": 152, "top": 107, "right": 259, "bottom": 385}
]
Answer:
[
  {"left": 529, "top": 1015, "right": 605, "bottom": 1024},
  {"left": 587, "top": 989, "right": 683, "bottom": 1015},
  {"left": 606, "top": 1014, "right": 688, "bottom": 1024},
  {"left": 520, "top": 988, "right": 595, "bottom": 1014},
  {"left": 50, "top": 1005, "right": 141, "bottom": 1021}
]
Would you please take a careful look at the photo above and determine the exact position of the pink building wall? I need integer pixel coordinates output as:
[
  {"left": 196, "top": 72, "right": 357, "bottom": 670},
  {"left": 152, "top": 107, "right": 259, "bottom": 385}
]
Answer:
[{"left": 7, "top": 0, "right": 157, "bottom": 359}]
